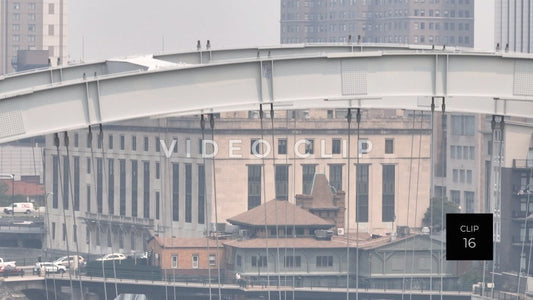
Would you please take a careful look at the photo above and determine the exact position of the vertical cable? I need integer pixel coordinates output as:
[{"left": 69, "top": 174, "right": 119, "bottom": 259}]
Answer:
[
  {"left": 54, "top": 133, "right": 74, "bottom": 296},
  {"left": 270, "top": 104, "right": 282, "bottom": 298},
  {"left": 429, "top": 98, "right": 436, "bottom": 299},
  {"left": 200, "top": 114, "right": 213, "bottom": 299},
  {"left": 88, "top": 126, "right": 108, "bottom": 300},
  {"left": 491, "top": 116, "right": 503, "bottom": 299},
  {"left": 401, "top": 111, "right": 418, "bottom": 300},
  {"left": 410, "top": 111, "right": 425, "bottom": 300},
  {"left": 209, "top": 113, "right": 223, "bottom": 300},
  {"left": 355, "top": 108, "right": 361, "bottom": 300},
  {"left": 259, "top": 105, "right": 271, "bottom": 299},
  {"left": 439, "top": 99, "right": 446, "bottom": 300},
  {"left": 345, "top": 108, "right": 352, "bottom": 300},
  {"left": 64, "top": 132, "right": 85, "bottom": 300}
]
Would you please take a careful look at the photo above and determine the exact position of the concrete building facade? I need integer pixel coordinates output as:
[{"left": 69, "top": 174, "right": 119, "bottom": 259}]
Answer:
[
  {"left": 280, "top": 0, "right": 474, "bottom": 47},
  {"left": 0, "top": 0, "right": 67, "bottom": 74},
  {"left": 43, "top": 109, "right": 432, "bottom": 256},
  {"left": 494, "top": 0, "right": 533, "bottom": 53}
]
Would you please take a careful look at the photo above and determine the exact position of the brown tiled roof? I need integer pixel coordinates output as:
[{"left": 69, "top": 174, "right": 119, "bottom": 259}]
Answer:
[
  {"left": 309, "top": 173, "right": 338, "bottom": 209},
  {"left": 152, "top": 236, "right": 223, "bottom": 249},
  {"left": 227, "top": 199, "right": 334, "bottom": 227}
]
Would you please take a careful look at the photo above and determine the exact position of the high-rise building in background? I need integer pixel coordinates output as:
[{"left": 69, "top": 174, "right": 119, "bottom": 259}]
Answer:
[
  {"left": 0, "top": 0, "right": 67, "bottom": 74},
  {"left": 280, "top": 0, "right": 474, "bottom": 48},
  {"left": 494, "top": 0, "right": 532, "bottom": 53}
]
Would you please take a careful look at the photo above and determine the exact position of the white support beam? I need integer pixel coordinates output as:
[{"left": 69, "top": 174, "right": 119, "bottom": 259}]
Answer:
[{"left": 0, "top": 44, "right": 532, "bottom": 144}]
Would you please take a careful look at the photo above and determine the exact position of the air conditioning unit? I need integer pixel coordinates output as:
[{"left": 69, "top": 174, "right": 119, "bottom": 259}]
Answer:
[{"left": 337, "top": 228, "right": 345, "bottom": 236}]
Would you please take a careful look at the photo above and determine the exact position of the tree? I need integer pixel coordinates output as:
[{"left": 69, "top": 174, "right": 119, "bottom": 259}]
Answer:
[{"left": 422, "top": 197, "right": 460, "bottom": 232}]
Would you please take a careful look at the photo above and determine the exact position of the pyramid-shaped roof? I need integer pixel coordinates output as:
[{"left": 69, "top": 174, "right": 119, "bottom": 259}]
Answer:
[
  {"left": 227, "top": 199, "right": 334, "bottom": 227},
  {"left": 307, "top": 173, "right": 339, "bottom": 210}
]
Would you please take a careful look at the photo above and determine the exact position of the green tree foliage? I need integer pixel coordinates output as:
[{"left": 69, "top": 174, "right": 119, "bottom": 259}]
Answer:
[{"left": 422, "top": 197, "right": 460, "bottom": 232}]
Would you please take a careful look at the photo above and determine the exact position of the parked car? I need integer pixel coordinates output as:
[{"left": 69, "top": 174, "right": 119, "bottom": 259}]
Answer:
[
  {"left": 32, "top": 262, "right": 66, "bottom": 274},
  {"left": 96, "top": 253, "right": 127, "bottom": 262},
  {"left": 54, "top": 255, "right": 86, "bottom": 268},
  {"left": 0, "top": 265, "right": 24, "bottom": 277}
]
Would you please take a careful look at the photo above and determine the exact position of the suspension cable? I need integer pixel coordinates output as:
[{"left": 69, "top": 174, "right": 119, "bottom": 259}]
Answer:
[
  {"left": 410, "top": 111, "right": 425, "bottom": 300},
  {"left": 429, "top": 98, "right": 435, "bottom": 299},
  {"left": 355, "top": 108, "right": 361, "bottom": 300},
  {"left": 63, "top": 132, "right": 85, "bottom": 299},
  {"left": 98, "top": 125, "right": 119, "bottom": 299},
  {"left": 345, "top": 108, "right": 352, "bottom": 300},
  {"left": 87, "top": 126, "right": 108, "bottom": 300},
  {"left": 200, "top": 114, "right": 213, "bottom": 299},
  {"left": 157, "top": 117, "right": 170, "bottom": 300},
  {"left": 439, "top": 99, "right": 446, "bottom": 300},
  {"left": 401, "top": 110, "right": 418, "bottom": 300},
  {"left": 54, "top": 133, "right": 74, "bottom": 295},
  {"left": 491, "top": 116, "right": 503, "bottom": 299},
  {"left": 209, "top": 113, "right": 223, "bottom": 300},
  {"left": 270, "top": 104, "right": 282, "bottom": 298},
  {"left": 290, "top": 110, "right": 297, "bottom": 299},
  {"left": 524, "top": 167, "right": 533, "bottom": 298},
  {"left": 259, "top": 105, "right": 271, "bottom": 299}
]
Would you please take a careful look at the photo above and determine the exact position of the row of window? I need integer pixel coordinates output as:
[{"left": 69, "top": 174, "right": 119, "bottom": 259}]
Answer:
[
  {"left": 11, "top": 13, "right": 36, "bottom": 21},
  {"left": 249, "top": 138, "right": 393, "bottom": 156},
  {"left": 248, "top": 164, "right": 395, "bottom": 222},
  {"left": 170, "top": 254, "right": 216, "bottom": 269},
  {"left": 51, "top": 156, "right": 205, "bottom": 224},
  {"left": 414, "top": 9, "right": 470, "bottom": 18},
  {"left": 414, "top": 22, "right": 471, "bottom": 31},
  {"left": 450, "top": 145, "right": 475, "bottom": 160},
  {"left": 414, "top": 35, "right": 470, "bottom": 45},
  {"left": 450, "top": 190, "right": 475, "bottom": 212},
  {"left": 12, "top": 2, "right": 55, "bottom": 13},
  {"left": 237, "top": 254, "right": 334, "bottom": 268},
  {"left": 452, "top": 168, "right": 473, "bottom": 184}
]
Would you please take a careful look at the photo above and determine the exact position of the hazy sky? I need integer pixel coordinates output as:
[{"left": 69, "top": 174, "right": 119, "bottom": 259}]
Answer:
[{"left": 69, "top": 0, "right": 494, "bottom": 63}]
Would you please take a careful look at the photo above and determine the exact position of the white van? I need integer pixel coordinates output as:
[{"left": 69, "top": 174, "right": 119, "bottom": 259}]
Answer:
[{"left": 3, "top": 202, "right": 35, "bottom": 214}]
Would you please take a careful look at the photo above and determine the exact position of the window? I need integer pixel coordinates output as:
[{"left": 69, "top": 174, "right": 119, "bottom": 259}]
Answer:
[
  {"left": 236, "top": 255, "right": 242, "bottom": 267},
  {"left": 278, "top": 139, "right": 287, "bottom": 155},
  {"left": 332, "top": 139, "right": 341, "bottom": 154},
  {"left": 144, "top": 137, "right": 149, "bottom": 151},
  {"left": 304, "top": 139, "right": 314, "bottom": 154},
  {"left": 356, "top": 164, "right": 369, "bottom": 222},
  {"left": 198, "top": 165, "right": 205, "bottom": 224},
  {"left": 453, "top": 169, "right": 458, "bottom": 183},
  {"left": 52, "top": 223, "right": 56, "bottom": 240},
  {"left": 12, "top": 24, "right": 20, "bottom": 31},
  {"left": 251, "top": 138, "right": 260, "bottom": 155},
  {"left": 172, "top": 163, "right": 179, "bottom": 221},
  {"left": 451, "top": 190, "right": 461, "bottom": 207},
  {"left": 132, "top": 136, "right": 137, "bottom": 151},
  {"left": 108, "top": 135, "right": 113, "bottom": 149},
  {"left": 209, "top": 254, "right": 216, "bottom": 266},
  {"left": 155, "top": 137, "right": 160, "bottom": 152},
  {"left": 248, "top": 165, "right": 262, "bottom": 209},
  {"left": 382, "top": 165, "right": 395, "bottom": 222},
  {"left": 48, "top": 3, "right": 55, "bottom": 14},
  {"left": 385, "top": 139, "right": 394, "bottom": 154},
  {"left": 460, "top": 169, "right": 465, "bottom": 183},
  {"left": 62, "top": 224, "right": 66, "bottom": 241},
  {"left": 329, "top": 164, "right": 343, "bottom": 191},
  {"left": 467, "top": 170, "right": 472, "bottom": 184},
  {"left": 185, "top": 164, "right": 192, "bottom": 223},
  {"left": 52, "top": 156, "right": 58, "bottom": 208},
  {"left": 275, "top": 165, "right": 289, "bottom": 200},
  {"left": 452, "top": 115, "right": 475, "bottom": 136},
  {"left": 192, "top": 255, "right": 199, "bottom": 269},
  {"left": 143, "top": 161, "right": 150, "bottom": 218},
  {"left": 13, "top": 2, "right": 20, "bottom": 10},
  {"left": 28, "top": 3, "right": 35, "bottom": 10},
  {"left": 13, "top": 13, "right": 20, "bottom": 20},
  {"left": 465, "top": 191, "right": 474, "bottom": 213},
  {"left": 252, "top": 256, "right": 267, "bottom": 267},
  {"left": 131, "top": 160, "right": 138, "bottom": 217},
  {"left": 28, "top": 24, "right": 35, "bottom": 32},
  {"left": 316, "top": 256, "right": 333, "bottom": 267},
  {"left": 12, "top": 35, "right": 20, "bottom": 42},
  {"left": 284, "top": 256, "right": 301, "bottom": 268},
  {"left": 120, "top": 135, "right": 125, "bottom": 150},
  {"left": 302, "top": 164, "right": 316, "bottom": 195},
  {"left": 171, "top": 255, "right": 178, "bottom": 268},
  {"left": 155, "top": 191, "right": 160, "bottom": 220},
  {"left": 119, "top": 160, "right": 126, "bottom": 216},
  {"left": 469, "top": 146, "right": 475, "bottom": 160},
  {"left": 28, "top": 13, "right": 35, "bottom": 20},
  {"left": 74, "top": 157, "right": 80, "bottom": 211},
  {"left": 48, "top": 24, "right": 54, "bottom": 36},
  {"left": 451, "top": 145, "right": 456, "bottom": 159}
]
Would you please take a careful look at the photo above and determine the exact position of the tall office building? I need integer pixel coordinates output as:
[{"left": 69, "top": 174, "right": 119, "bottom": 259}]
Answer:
[
  {"left": 280, "top": 0, "right": 474, "bottom": 47},
  {"left": 494, "top": 0, "right": 532, "bottom": 53},
  {"left": 0, "top": 0, "right": 67, "bottom": 74}
]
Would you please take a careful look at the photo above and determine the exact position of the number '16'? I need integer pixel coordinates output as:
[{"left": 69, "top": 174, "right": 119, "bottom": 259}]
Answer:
[{"left": 463, "top": 238, "right": 476, "bottom": 248}]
